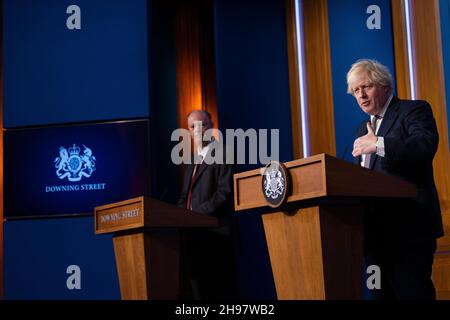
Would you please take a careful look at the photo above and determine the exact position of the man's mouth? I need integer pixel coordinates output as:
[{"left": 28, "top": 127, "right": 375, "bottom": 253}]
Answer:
[{"left": 361, "top": 101, "right": 370, "bottom": 107}]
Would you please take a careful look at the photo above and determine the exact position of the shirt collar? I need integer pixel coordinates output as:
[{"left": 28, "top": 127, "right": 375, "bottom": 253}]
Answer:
[
  {"left": 371, "top": 93, "right": 393, "bottom": 121},
  {"left": 196, "top": 137, "right": 215, "bottom": 161},
  {"left": 199, "top": 142, "right": 211, "bottom": 159}
]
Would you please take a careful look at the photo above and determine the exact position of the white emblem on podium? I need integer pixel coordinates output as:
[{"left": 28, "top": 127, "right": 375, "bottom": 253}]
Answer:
[{"left": 263, "top": 165, "right": 285, "bottom": 200}]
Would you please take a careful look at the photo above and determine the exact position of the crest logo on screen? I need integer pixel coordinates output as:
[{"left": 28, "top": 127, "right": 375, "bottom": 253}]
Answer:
[{"left": 55, "top": 144, "right": 96, "bottom": 182}]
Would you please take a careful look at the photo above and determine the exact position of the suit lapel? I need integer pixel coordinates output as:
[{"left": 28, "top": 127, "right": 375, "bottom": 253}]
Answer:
[
  {"left": 193, "top": 162, "right": 208, "bottom": 185},
  {"left": 376, "top": 96, "right": 400, "bottom": 138},
  {"left": 190, "top": 142, "right": 217, "bottom": 188},
  {"left": 184, "top": 163, "right": 195, "bottom": 190},
  {"left": 369, "top": 96, "right": 401, "bottom": 169}
]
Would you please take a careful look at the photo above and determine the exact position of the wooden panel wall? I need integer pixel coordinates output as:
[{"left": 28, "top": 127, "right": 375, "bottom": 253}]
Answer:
[
  {"left": 391, "top": 0, "right": 412, "bottom": 100},
  {"left": 285, "top": 0, "right": 304, "bottom": 159},
  {"left": 392, "top": 0, "right": 450, "bottom": 299},
  {"left": 299, "top": 0, "right": 336, "bottom": 157},
  {"left": 175, "top": 0, "right": 218, "bottom": 130},
  {"left": 409, "top": 0, "right": 450, "bottom": 212},
  {"left": 411, "top": 0, "right": 450, "bottom": 300}
]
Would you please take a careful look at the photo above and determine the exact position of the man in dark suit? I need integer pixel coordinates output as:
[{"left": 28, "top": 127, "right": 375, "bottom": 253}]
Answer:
[
  {"left": 178, "top": 109, "right": 238, "bottom": 300},
  {"left": 349, "top": 59, "right": 443, "bottom": 299}
]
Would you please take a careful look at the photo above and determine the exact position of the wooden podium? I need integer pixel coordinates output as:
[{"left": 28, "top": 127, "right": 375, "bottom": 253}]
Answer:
[
  {"left": 94, "top": 196, "right": 217, "bottom": 300},
  {"left": 233, "top": 154, "right": 417, "bottom": 299}
]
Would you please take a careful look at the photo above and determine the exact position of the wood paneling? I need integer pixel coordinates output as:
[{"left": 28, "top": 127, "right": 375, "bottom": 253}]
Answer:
[
  {"left": 95, "top": 197, "right": 145, "bottom": 234},
  {"left": 262, "top": 208, "right": 326, "bottom": 299},
  {"left": 175, "top": 0, "right": 218, "bottom": 130},
  {"left": 175, "top": 1, "right": 203, "bottom": 123},
  {"left": 433, "top": 253, "right": 450, "bottom": 299},
  {"left": 319, "top": 204, "right": 364, "bottom": 300},
  {"left": 96, "top": 196, "right": 216, "bottom": 300},
  {"left": 285, "top": 0, "right": 304, "bottom": 159},
  {"left": 262, "top": 205, "right": 365, "bottom": 300},
  {"left": 234, "top": 154, "right": 417, "bottom": 212},
  {"left": 391, "top": 0, "right": 412, "bottom": 100},
  {"left": 392, "top": 0, "right": 450, "bottom": 299},
  {"left": 284, "top": 0, "right": 336, "bottom": 159},
  {"left": 113, "top": 231, "right": 180, "bottom": 300},
  {"left": 437, "top": 210, "right": 450, "bottom": 251},
  {"left": 94, "top": 196, "right": 217, "bottom": 234},
  {"left": 113, "top": 233, "right": 149, "bottom": 299},
  {"left": 391, "top": 1, "right": 450, "bottom": 208},
  {"left": 301, "top": 0, "right": 336, "bottom": 156},
  {"left": 409, "top": 0, "right": 450, "bottom": 212}
]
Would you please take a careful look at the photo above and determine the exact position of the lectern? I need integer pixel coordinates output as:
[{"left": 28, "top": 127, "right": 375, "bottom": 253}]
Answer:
[
  {"left": 233, "top": 154, "right": 416, "bottom": 299},
  {"left": 94, "top": 196, "right": 217, "bottom": 300}
]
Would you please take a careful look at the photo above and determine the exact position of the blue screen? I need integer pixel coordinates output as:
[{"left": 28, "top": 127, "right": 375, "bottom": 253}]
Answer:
[
  {"left": 4, "top": 217, "right": 120, "bottom": 300},
  {"left": 440, "top": 0, "right": 450, "bottom": 148},
  {"left": 328, "top": 0, "right": 396, "bottom": 162},
  {"left": 4, "top": 119, "right": 150, "bottom": 218},
  {"left": 3, "top": 0, "right": 149, "bottom": 127}
]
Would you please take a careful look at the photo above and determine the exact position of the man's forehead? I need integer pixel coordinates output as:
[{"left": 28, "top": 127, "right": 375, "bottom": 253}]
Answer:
[
  {"left": 351, "top": 73, "right": 371, "bottom": 86},
  {"left": 188, "top": 113, "right": 208, "bottom": 124}
]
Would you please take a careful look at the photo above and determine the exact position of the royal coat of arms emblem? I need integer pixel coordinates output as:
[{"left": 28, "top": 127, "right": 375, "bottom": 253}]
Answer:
[
  {"left": 261, "top": 161, "right": 289, "bottom": 208},
  {"left": 54, "top": 144, "right": 96, "bottom": 182}
]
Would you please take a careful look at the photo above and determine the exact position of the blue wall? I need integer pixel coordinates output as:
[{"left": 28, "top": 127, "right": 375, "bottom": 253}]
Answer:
[
  {"left": 440, "top": 0, "right": 450, "bottom": 148},
  {"left": 148, "top": 0, "right": 180, "bottom": 205},
  {"left": 214, "top": 0, "right": 293, "bottom": 299},
  {"left": 328, "top": 0, "right": 396, "bottom": 162},
  {"left": 2, "top": 0, "right": 157, "bottom": 299},
  {"left": 4, "top": 217, "right": 120, "bottom": 299},
  {"left": 3, "top": 0, "right": 149, "bottom": 127}
]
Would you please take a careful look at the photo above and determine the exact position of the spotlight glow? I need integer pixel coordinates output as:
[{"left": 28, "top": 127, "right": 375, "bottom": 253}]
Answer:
[
  {"left": 405, "top": 0, "right": 416, "bottom": 99},
  {"left": 294, "top": 0, "right": 310, "bottom": 157}
]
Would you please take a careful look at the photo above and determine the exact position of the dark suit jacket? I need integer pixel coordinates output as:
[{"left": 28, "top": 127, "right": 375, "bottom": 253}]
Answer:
[
  {"left": 355, "top": 97, "right": 443, "bottom": 243},
  {"left": 177, "top": 147, "right": 234, "bottom": 235},
  {"left": 177, "top": 147, "right": 238, "bottom": 299}
]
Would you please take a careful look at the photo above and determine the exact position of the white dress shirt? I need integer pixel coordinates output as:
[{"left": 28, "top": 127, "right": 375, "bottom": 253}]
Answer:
[{"left": 360, "top": 94, "right": 393, "bottom": 167}]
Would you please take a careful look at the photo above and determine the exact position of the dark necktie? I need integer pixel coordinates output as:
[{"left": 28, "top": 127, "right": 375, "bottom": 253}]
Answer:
[
  {"left": 363, "top": 115, "right": 381, "bottom": 169},
  {"left": 186, "top": 162, "right": 201, "bottom": 210}
]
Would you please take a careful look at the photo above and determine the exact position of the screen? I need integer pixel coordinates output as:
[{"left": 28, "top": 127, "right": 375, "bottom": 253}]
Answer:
[
  {"left": 4, "top": 119, "right": 150, "bottom": 218},
  {"left": 3, "top": 0, "right": 149, "bottom": 128},
  {"left": 3, "top": 217, "right": 120, "bottom": 299}
]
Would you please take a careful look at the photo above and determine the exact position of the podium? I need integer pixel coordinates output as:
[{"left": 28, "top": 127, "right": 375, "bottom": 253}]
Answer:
[
  {"left": 233, "top": 154, "right": 417, "bottom": 299},
  {"left": 94, "top": 196, "right": 217, "bottom": 300}
]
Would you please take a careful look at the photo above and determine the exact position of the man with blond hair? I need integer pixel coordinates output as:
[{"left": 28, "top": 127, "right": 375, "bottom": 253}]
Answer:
[{"left": 349, "top": 59, "right": 443, "bottom": 299}]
